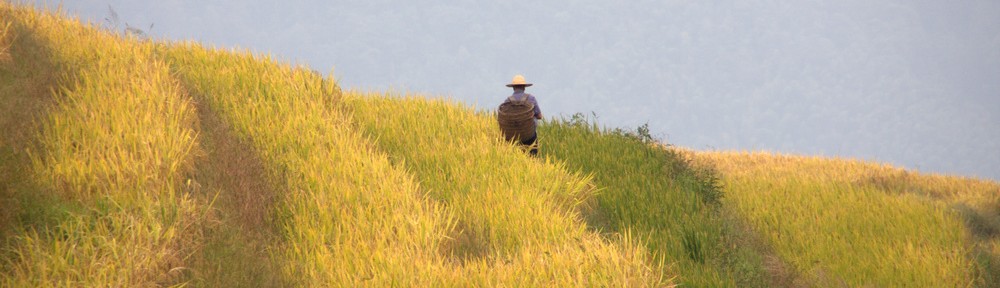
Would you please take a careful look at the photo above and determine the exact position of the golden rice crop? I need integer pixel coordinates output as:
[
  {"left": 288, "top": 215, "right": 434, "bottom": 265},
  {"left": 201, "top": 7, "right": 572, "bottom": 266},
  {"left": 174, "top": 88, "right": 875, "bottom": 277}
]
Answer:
[
  {"left": 161, "top": 44, "right": 463, "bottom": 286},
  {"left": 1, "top": 3, "right": 205, "bottom": 286},
  {"left": 693, "top": 150, "right": 998, "bottom": 286}
]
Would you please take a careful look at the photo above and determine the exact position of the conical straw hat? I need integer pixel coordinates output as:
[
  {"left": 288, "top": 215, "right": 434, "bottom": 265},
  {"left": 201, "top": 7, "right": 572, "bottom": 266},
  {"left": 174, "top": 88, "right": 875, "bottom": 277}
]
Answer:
[{"left": 506, "top": 74, "right": 533, "bottom": 87}]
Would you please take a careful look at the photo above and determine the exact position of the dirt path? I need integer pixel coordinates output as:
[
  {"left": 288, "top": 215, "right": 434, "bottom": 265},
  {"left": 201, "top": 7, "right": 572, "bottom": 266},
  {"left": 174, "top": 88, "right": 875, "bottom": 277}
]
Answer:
[{"left": 183, "top": 85, "right": 287, "bottom": 287}]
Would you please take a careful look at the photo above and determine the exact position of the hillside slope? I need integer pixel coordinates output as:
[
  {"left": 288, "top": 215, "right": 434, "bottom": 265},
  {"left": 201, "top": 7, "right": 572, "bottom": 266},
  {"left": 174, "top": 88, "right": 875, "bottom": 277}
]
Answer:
[
  {"left": 2, "top": 4, "right": 999, "bottom": 287},
  {"left": 2, "top": 4, "right": 668, "bottom": 286}
]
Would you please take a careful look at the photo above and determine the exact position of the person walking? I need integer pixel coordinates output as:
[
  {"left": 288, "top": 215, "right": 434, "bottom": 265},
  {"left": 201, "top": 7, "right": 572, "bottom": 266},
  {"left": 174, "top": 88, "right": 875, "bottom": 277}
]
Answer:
[{"left": 497, "top": 74, "right": 543, "bottom": 155}]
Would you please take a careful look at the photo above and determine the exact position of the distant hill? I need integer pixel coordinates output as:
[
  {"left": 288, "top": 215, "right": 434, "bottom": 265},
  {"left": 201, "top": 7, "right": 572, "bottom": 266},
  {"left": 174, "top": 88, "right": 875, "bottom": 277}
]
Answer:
[{"left": 2, "top": 4, "right": 997, "bottom": 287}]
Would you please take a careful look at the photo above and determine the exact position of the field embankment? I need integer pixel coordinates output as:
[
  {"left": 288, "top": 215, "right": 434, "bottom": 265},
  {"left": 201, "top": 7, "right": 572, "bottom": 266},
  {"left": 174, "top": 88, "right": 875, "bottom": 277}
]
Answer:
[{"left": 2, "top": 3, "right": 999, "bottom": 287}]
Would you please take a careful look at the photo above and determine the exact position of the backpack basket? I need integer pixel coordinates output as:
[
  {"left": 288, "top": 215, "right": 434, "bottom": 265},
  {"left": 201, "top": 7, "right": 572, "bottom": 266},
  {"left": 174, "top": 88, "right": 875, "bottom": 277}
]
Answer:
[{"left": 497, "top": 96, "right": 537, "bottom": 142}]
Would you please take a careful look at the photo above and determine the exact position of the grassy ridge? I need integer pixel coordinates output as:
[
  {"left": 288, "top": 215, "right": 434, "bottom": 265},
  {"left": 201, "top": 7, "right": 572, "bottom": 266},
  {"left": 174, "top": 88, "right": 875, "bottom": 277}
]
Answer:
[
  {"left": 538, "top": 116, "right": 767, "bottom": 287},
  {"left": 1, "top": 3, "right": 205, "bottom": 286},
  {"left": 694, "top": 151, "right": 1000, "bottom": 286}
]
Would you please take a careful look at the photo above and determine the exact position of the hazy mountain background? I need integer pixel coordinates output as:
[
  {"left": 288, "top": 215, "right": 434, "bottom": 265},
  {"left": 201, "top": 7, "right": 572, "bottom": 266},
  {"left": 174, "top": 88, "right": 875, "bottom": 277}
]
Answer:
[{"left": 32, "top": 0, "right": 1000, "bottom": 181}]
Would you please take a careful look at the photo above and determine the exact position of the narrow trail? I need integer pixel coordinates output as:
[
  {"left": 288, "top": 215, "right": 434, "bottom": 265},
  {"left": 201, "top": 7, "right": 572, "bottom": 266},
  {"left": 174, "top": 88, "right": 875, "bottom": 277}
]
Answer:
[
  {"left": 182, "top": 83, "right": 287, "bottom": 286},
  {"left": 719, "top": 209, "right": 809, "bottom": 287},
  {"left": 0, "top": 14, "right": 60, "bottom": 245}
]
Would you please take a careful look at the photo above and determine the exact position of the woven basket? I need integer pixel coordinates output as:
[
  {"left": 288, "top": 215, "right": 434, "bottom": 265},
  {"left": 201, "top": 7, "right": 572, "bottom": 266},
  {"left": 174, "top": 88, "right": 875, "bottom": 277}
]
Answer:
[{"left": 497, "top": 99, "right": 536, "bottom": 142}]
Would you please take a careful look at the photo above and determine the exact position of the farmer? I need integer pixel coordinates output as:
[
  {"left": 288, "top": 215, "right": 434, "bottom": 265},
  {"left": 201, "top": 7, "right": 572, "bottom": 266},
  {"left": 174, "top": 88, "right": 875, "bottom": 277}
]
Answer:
[{"left": 500, "top": 74, "right": 543, "bottom": 155}]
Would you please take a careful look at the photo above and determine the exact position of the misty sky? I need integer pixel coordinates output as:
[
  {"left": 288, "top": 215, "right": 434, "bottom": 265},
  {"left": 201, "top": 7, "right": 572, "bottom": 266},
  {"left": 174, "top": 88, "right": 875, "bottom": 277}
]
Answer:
[{"left": 31, "top": 1, "right": 1000, "bottom": 181}]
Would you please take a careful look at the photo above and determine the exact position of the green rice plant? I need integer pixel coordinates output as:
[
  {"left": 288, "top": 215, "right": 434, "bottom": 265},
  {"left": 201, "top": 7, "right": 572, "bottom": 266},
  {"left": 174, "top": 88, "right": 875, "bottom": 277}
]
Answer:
[
  {"left": 537, "top": 115, "right": 753, "bottom": 287},
  {"left": 345, "top": 93, "right": 668, "bottom": 286},
  {"left": 1, "top": 3, "right": 206, "bottom": 286},
  {"left": 694, "top": 151, "right": 991, "bottom": 286}
]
